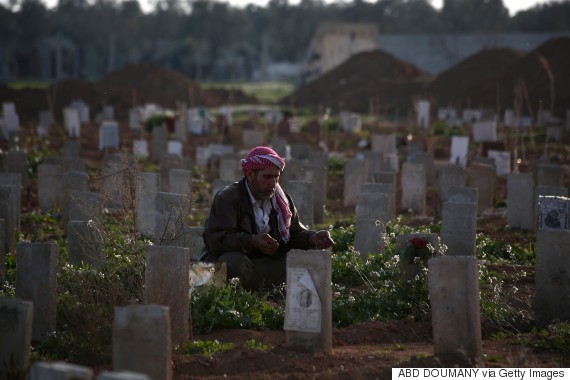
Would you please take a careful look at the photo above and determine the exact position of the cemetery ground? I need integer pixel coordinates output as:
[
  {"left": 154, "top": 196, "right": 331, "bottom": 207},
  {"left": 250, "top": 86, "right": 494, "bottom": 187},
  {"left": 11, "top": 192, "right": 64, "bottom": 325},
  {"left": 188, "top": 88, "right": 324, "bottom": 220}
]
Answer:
[{"left": 3, "top": 120, "right": 570, "bottom": 379}]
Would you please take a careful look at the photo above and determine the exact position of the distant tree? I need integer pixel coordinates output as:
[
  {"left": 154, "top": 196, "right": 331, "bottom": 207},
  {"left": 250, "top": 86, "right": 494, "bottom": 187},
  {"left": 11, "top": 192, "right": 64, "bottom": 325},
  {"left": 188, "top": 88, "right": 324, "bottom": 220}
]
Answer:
[
  {"left": 509, "top": 1, "right": 570, "bottom": 32},
  {"left": 441, "top": 0, "right": 509, "bottom": 33}
]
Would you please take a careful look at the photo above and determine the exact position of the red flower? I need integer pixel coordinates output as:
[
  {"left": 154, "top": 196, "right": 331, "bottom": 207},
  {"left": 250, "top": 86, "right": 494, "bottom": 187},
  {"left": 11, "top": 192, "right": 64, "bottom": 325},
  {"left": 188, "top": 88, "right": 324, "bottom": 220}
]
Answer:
[{"left": 410, "top": 237, "right": 427, "bottom": 250}]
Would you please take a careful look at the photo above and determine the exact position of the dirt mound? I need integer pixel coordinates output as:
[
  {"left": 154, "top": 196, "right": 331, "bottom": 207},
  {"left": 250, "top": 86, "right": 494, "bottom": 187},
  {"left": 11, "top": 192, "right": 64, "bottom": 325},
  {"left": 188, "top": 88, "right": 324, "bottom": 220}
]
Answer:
[
  {"left": 283, "top": 49, "right": 433, "bottom": 114},
  {"left": 457, "top": 37, "right": 570, "bottom": 118},
  {"left": 0, "top": 63, "right": 259, "bottom": 123},
  {"left": 428, "top": 47, "right": 526, "bottom": 107}
]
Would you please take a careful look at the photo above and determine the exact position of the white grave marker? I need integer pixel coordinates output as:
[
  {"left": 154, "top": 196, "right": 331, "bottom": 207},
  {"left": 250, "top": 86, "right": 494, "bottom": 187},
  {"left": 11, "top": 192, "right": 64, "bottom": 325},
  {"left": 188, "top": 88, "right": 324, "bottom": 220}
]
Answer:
[
  {"left": 63, "top": 107, "right": 81, "bottom": 137},
  {"left": 99, "top": 121, "right": 120, "bottom": 150},
  {"left": 167, "top": 141, "right": 183, "bottom": 157},
  {"left": 450, "top": 136, "right": 469, "bottom": 168},
  {"left": 133, "top": 140, "right": 149, "bottom": 159},
  {"left": 416, "top": 100, "right": 430, "bottom": 128}
]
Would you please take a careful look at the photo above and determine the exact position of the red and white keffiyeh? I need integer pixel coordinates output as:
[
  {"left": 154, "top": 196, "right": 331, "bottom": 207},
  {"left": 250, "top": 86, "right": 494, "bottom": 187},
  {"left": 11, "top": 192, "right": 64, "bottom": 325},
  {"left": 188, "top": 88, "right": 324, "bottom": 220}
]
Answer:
[{"left": 241, "top": 146, "right": 292, "bottom": 242}]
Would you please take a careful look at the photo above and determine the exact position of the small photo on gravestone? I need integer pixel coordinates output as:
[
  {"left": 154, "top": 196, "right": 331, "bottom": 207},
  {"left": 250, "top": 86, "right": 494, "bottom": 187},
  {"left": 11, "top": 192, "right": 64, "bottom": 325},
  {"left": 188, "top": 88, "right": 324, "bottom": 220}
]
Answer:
[{"left": 538, "top": 196, "right": 570, "bottom": 230}]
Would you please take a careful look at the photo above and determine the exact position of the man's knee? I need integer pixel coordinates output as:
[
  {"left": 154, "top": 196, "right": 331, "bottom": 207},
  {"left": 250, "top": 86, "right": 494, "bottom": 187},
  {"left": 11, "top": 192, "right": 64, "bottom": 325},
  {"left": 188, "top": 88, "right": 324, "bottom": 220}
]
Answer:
[{"left": 218, "top": 251, "right": 253, "bottom": 284}]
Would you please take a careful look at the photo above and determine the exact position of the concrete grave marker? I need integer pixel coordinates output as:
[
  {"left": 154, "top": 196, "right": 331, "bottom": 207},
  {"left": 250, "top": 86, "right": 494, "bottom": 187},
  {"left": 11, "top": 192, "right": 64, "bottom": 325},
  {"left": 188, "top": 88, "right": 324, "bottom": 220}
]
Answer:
[
  {"left": 0, "top": 186, "right": 15, "bottom": 253},
  {"left": 416, "top": 99, "right": 430, "bottom": 128},
  {"left": 362, "top": 182, "right": 395, "bottom": 220},
  {"left": 449, "top": 136, "right": 469, "bottom": 167},
  {"left": 99, "top": 121, "right": 120, "bottom": 151},
  {"left": 113, "top": 305, "right": 172, "bottom": 380},
  {"left": 287, "top": 180, "right": 314, "bottom": 228},
  {"left": 472, "top": 120, "right": 497, "bottom": 142},
  {"left": 466, "top": 163, "right": 495, "bottom": 214},
  {"left": 67, "top": 220, "right": 105, "bottom": 269},
  {"left": 354, "top": 191, "right": 389, "bottom": 258},
  {"left": 487, "top": 150, "right": 510, "bottom": 176},
  {"left": 5, "top": 151, "right": 29, "bottom": 188},
  {"left": 343, "top": 159, "right": 366, "bottom": 207},
  {"left": 63, "top": 107, "right": 81, "bottom": 137},
  {"left": 136, "top": 173, "right": 161, "bottom": 237},
  {"left": 429, "top": 256, "right": 482, "bottom": 365},
  {"left": 242, "top": 129, "right": 265, "bottom": 148},
  {"left": 371, "top": 134, "right": 396, "bottom": 154},
  {"left": 0, "top": 297, "right": 33, "bottom": 378},
  {"left": 38, "top": 163, "right": 62, "bottom": 211},
  {"left": 0, "top": 173, "right": 21, "bottom": 230},
  {"left": 133, "top": 139, "right": 149, "bottom": 159},
  {"left": 285, "top": 249, "right": 332, "bottom": 353},
  {"left": 15, "top": 242, "right": 58, "bottom": 341},
  {"left": 97, "top": 370, "right": 151, "bottom": 380},
  {"left": 507, "top": 173, "right": 534, "bottom": 231},
  {"left": 441, "top": 201, "right": 477, "bottom": 256},
  {"left": 167, "top": 140, "right": 183, "bottom": 157},
  {"left": 537, "top": 196, "right": 569, "bottom": 230},
  {"left": 535, "top": 229, "right": 570, "bottom": 326},
  {"left": 144, "top": 245, "right": 191, "bottom": 346},
  {"left": 169, "top": 168, "right": 192, "bottom": 195},
  {"left": 401, "top": 162, "right": 426, "bottom": 215},
  {"left": 437, "top": 164, "right": 465, "bottom": 203}
]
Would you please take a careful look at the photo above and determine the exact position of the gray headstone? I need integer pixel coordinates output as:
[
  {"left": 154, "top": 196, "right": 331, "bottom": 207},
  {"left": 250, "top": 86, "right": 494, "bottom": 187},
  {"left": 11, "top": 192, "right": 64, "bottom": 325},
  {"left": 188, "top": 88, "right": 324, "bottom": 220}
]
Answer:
[
  {"left": 5, "top": 150, "right": 29, "bottom": 188},
  {"left": 466, "top": 163, "right": 496, "bottom": 214},
  {"left": 137, "top": 172, "right": 161, "bottom": 237},
  {"left": 364, "top": 151, "right": 383, "bottom": 182},
  {"left": 437, "top": 164, "right": 465, "bottom": 203},
  {"left": 441, "top": 202, "right": 477, "bottom": 256},
  {"left": 219, "top": 157, "right": 242, "bottom": 182},
  {"left": 372, "top": 171, "right": 397, "bottom": 189},
  {"left": 507, "top": 173, "right": 534, "bottom": 230},
  {"left": 270, "top": 137, "right": 288, "bottom": 159},
  {"left": 15, "top": 242, "right": 58, "bottom": 341},
  {"left": 534, "top": 186, "right": 568, "bottom": 231},
  {"left": 535, "top": 229, "right": 570, "bottom": 327},
  {"left": 285, "top": 249, "right": 332, "bottom": 353},
  {"left": 401, "top": 162, "right": 426, "bottom": 215},
  {"left": 290, "top": 144, "right": 310, "bottom": 160},
  {"left": 535, "top": 163, "right": 564, "bottom": 187},
  {"left": 61, "top": 171, "right": 89, "bottom": 227},
  {"left": 382, "top": 153, "right": 399, "bottom": 173},
  {"left": 447, "top": 186, "right": 478, "bottom": 204},
  {"left": 167, "top": 226, "right": 204, "bottom": 261},
  {"left": 68, "top": 191, "right": 100, "bottom": 223},
  {"left": 537, "top": 196, "right": 569, "bottom": 230},
  {"left": 0, "top": 297, "right": 33, "bottom": 377},
  {"left": 150, "top": 125, "right": 168, "bottom": 164},
  {"left": 67, "top": 221, "right": 105, "bottom": 269},
  {"left": 298, "top": 165, "right": 327, "bottom": 224},
  {"left": 113, "top": 305, "right": 172, "bottom": 380},
  {"left": 99, "top": 121, "right": 121, "bottom": 151},
  {"left": 429, "top": 256, "right": 482, "bottom": 365},
  {"left": 362, "top": 182, "right": 395, "bottom": 220},
  {"left": 0, "top": 173, "right": 21, "bottom": 231},
  {"left": 38, "top": 163, "right": 63, "bottom": 211},
  {"left": 169, "top": 168, "right": 192, "bottom": 195},
  {"left": 62, "top": 157, "right": 86, "bottom": 173},
  {"left": 354, "top": 191, "right": 389, "bottom": 258},
  {"left": 242, "top": 129, "right": 265, "bottom": 149},
  {"left": 409, "top": 152, "right": 436, "bottom": 186},
  {"left": 30, "top": 361, "right": 93, "bottom": 380},
  {"left": 156, "top": 192, "right": 191, "bottom": 242},
  {"left": 343, "top": 159, "right": 366, "bottom": 207},
  {"left": 160, "top": 154, "right": 191, "bottom": 192},
  {"left": 0, "top": 186, "right": 15, "bottom": 253},
  {"left": 287, "top": 180, "right": 314, "bottom": 229},
  {"left": 370, "top": 134, "right": 396, "bottom": 154},
  {"left": 144, "top": 245, "right": 191, "bottom": 346},
  {"left": 99, "top": 153, "right": 138, "bottom": 212}
]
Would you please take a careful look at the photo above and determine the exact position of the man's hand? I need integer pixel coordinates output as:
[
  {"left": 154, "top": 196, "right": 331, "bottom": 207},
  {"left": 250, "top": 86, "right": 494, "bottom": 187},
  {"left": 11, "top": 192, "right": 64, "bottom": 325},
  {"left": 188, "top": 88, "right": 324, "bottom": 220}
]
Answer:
[
  {"left": 252, "top": 233, "right": 279, "bottom": 255},
  {"left": 311, "top": 230, "right": 335, "bottom": 250}
]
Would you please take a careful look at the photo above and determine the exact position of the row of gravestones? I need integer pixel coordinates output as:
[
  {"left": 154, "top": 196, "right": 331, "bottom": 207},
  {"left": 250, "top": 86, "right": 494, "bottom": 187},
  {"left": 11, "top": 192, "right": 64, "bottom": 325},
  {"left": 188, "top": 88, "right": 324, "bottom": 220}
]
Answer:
[
  {"left": 4, "top": 225, "right": 568, "bottom": 379},
  {"left": 1, "top": 139, "right": 564, "bottom": 378}
]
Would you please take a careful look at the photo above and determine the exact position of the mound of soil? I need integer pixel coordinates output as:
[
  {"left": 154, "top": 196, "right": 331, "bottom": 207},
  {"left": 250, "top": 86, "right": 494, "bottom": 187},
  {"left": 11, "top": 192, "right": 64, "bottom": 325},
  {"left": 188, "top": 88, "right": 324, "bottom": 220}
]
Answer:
[
  {"left": 283, "top": 49, "right": 433, "bottom": 114},
  {"left": 428, "top": 47, "right": 526, "bottom": 108},
  {"left": 0, "top": 63, "right": 258, "bottom": 123},
  {"left": 457, "top": 37, "right": 570, "bottom": 118}
]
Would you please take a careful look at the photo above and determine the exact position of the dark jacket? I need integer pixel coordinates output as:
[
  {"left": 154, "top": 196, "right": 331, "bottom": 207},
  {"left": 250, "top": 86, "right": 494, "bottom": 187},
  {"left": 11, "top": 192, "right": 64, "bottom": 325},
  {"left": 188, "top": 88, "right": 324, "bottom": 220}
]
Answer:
[{"left": 202, "top": 177, "right": 315, "bottom": 259}]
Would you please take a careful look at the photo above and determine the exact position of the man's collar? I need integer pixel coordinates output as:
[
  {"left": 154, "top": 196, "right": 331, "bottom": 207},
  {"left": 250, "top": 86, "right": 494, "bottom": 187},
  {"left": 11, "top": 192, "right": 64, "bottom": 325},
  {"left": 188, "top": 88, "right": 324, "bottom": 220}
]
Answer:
[{"left": 244, "top": 179, "right": 259, "bottom": 206}]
